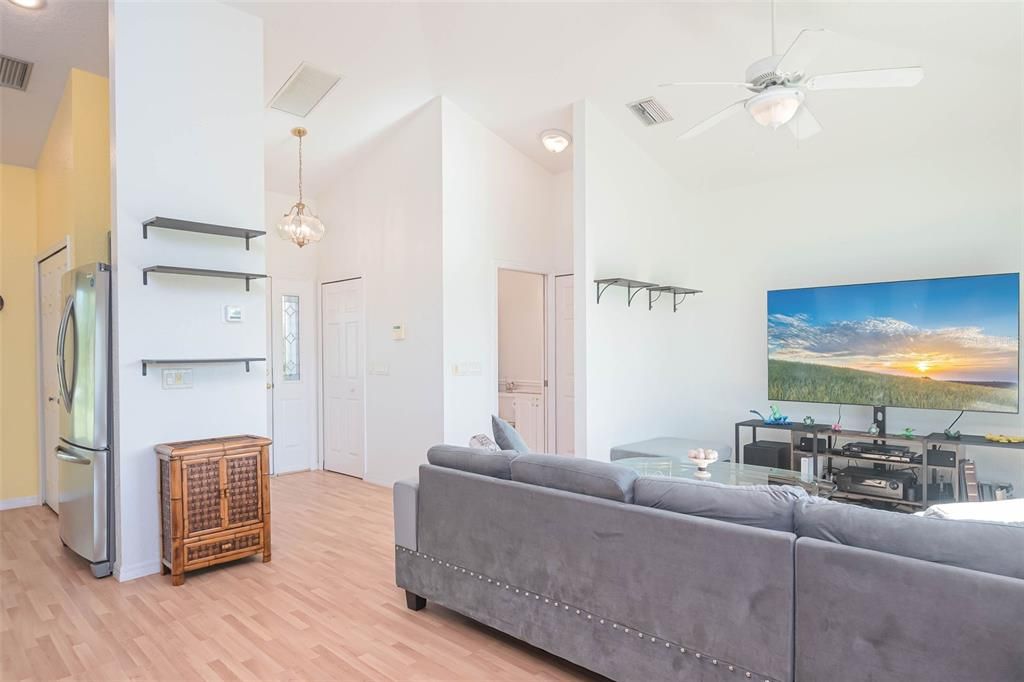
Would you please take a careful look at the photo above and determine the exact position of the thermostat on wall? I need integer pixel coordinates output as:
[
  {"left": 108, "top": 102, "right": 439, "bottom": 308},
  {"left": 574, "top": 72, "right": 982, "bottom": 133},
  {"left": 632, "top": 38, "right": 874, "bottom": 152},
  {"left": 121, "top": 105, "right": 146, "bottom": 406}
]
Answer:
[
  {"left": 392, "top": 324, "right": 405, "bottom": 340},
  {"left": 224, "top": 305, "right": 243, "bottom": 322}
]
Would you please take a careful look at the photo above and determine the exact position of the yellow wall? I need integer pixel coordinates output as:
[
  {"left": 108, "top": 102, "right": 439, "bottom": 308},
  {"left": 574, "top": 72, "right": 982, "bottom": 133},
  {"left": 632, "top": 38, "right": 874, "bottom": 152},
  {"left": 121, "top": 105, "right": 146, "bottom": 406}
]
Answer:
[
  {"left": 0, "top": 165, "right": 40, "bottom": 502},
  {"left": 37, "top": 69, "right": 111, "bottom": 266},
  {"left": 0, "top": 69, "right": 110, "bottom": 504}
]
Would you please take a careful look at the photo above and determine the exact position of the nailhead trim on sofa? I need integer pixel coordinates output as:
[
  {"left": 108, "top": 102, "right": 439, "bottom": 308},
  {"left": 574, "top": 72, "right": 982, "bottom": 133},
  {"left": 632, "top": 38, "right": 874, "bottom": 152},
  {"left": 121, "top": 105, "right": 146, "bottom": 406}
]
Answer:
[{"left": 396, "top": 546, "right": 775, "bottom": 681}]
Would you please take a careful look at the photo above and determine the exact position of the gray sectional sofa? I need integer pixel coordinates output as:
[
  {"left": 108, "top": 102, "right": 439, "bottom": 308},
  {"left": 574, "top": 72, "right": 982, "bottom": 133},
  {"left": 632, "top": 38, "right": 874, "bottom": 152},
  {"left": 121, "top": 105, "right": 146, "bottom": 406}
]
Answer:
[{"left": 393, "top": 446, "right": 1024, "bottom": 682}]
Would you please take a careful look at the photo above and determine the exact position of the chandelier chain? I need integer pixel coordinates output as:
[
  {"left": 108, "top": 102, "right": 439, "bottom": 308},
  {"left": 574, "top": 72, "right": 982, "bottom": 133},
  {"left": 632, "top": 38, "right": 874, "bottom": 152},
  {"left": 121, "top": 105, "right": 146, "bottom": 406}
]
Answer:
[{"left": 298, "top": 133, "right": 304, "bottom": 205}]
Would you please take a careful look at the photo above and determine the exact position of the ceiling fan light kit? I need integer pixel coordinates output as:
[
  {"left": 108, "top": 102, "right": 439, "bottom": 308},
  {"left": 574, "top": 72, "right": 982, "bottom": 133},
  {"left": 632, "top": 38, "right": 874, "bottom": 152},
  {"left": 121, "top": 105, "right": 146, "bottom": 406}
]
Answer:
[
  {"left": 746, "top": 87, "right": 804, "bottom": 128},
  {"left": 661, "top": 0, "right": 924, "bottom": 142}
]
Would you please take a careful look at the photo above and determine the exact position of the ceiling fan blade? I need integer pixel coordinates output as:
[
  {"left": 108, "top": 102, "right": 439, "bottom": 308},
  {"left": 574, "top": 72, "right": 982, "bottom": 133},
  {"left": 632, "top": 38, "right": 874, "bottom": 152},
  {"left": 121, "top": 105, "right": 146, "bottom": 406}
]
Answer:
[
  {"left": 677, "top": 100, "right": 748, "bottom": 141},
  {"left": 805, "top": 66, "right": 924, "bottom": 90},
  {"left": 659, "top": 81, "right": 752, "bottom": 88},
  {"left": 788, "top": 104, "right": 822, "bottom": 140},
  {"left": 775, "top": 28, "right": 831, "bottom": 77}
]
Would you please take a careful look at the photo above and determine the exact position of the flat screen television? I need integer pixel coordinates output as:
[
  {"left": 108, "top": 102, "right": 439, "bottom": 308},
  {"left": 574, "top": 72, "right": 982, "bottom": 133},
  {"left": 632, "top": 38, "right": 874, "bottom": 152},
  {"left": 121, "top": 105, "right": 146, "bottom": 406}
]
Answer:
[{"left": 767, "top": 273, "right": 1020, "bottom": 414}]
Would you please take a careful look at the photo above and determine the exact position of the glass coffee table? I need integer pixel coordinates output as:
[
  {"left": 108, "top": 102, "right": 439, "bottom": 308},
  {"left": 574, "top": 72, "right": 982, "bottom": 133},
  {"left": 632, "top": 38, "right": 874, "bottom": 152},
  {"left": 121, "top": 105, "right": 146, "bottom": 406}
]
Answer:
[{"left": 613, "top": 456, "right": 835, "bottom": 497}]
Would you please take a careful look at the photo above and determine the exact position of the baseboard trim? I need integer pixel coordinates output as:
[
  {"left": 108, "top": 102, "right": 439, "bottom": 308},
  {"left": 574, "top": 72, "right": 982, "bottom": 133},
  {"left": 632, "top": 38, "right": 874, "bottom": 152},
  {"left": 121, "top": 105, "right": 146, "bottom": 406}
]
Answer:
[
  {"left": 0, "top": 495, "right": 42, "bottom": 511},
  {"left": 115, "top": 559, "right": 162, "bottom": 582}
]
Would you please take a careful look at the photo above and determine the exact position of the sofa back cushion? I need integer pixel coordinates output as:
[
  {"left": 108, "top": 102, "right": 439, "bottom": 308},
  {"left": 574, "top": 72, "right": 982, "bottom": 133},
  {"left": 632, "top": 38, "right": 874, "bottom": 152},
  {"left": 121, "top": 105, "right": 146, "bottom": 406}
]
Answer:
[
  {"left": 795, "top": 497, "right": 1024, "bottom": 580},
  {"left": 510, "top": 454, "right": 638, "bottom": 502},
  {"left": 427, "top": 445, "right": 518, "bottom": 480},
  {"left": 634, "top": 476, "right": 806, "bottom": 532}
]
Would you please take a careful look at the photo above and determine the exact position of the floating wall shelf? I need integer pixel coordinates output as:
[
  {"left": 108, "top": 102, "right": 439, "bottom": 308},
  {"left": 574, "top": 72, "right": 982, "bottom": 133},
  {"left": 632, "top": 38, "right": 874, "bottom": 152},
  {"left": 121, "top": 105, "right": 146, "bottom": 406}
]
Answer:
[
  {"left": 594, "top": 278, "right": 702, "bottom": 311},
  {"left": 142, "top": 216, "right": 265, "bottom": 250},
  {"left": 647, "top": 286, "right": 703, "bottom": 312},
  {"left": 141, "top": 358, "right": 266, "bottom": 376},
  {"left": 142, "top": 266, "right": 268, "bottom": 291},
  {"left": 594, "top": 278, "right": 657, "bottom": 306}
]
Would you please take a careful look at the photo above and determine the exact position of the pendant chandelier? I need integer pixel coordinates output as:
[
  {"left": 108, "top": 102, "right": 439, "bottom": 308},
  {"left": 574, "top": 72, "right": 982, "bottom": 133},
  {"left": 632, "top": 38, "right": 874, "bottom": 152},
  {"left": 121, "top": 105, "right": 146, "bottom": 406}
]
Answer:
[{"left": 277, "top": 127, "right": 325, "bottom": 248}]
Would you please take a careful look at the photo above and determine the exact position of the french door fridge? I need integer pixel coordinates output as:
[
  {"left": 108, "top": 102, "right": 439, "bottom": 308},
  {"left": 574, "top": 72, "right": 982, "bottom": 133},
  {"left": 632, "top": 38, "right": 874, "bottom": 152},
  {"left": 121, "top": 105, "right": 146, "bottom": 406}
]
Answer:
[{"left": 56, "top": 262, "right": 113, "bottom": 578}]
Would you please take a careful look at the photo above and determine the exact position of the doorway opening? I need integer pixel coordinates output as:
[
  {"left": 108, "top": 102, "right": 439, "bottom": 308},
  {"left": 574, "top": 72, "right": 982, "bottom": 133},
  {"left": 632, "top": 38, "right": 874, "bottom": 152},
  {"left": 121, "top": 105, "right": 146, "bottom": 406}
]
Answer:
[
  {"left": 497, "top": 269, "right": 547, "bottom": 452},
  {"left": 36, "top": 240, "right": 72, "bottom": 513},
  {"left": 320, "top": 277, "right": 366, "bottom": 478}
]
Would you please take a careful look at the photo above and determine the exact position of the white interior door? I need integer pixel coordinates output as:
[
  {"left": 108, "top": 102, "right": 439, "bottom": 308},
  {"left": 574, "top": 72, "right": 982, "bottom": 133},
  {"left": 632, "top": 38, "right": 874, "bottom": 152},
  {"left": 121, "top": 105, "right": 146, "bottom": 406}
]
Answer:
[
  {"left": 555, "top": 275, "right": 574, "bottom": 455},
  {"left": 39, "top": 248, "right": 70, "bottom": 511},
  {"left": 322, "top": 278, "right": 365, "bottom": 478},
  {"left": 270, "top": 278, "right": 317, "bottom": 474}
]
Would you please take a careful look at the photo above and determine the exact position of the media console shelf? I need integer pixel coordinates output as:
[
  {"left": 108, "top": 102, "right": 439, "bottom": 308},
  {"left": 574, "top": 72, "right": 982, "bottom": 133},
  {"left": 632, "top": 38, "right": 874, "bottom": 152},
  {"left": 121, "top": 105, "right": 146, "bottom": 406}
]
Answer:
[
  {"left": 141, "top": 358, "right": 266, "bottom": 376},
  {"left": 142, "top": 216, "right": 265, "bottom": 250},
  {"left": 142, "top": 266, "right": 268, "bottom": 291}
]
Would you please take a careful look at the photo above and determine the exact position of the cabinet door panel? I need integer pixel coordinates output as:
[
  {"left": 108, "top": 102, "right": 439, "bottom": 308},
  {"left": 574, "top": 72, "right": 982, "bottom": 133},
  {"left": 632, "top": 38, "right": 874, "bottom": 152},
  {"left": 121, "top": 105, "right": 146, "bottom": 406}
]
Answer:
[
  {"left": 225, "top": 451, "right": 262, "bottom": 527},
  {"left": 183, "top": 458, "right": 224, "bottom": 537}
]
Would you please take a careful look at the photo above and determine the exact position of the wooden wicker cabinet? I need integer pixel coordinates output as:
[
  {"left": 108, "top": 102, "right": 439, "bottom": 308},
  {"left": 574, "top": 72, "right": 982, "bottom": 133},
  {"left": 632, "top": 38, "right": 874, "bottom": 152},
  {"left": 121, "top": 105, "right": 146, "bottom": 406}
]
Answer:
[{"left": 156, "top": 435, "right": 272, "bottom": 585}]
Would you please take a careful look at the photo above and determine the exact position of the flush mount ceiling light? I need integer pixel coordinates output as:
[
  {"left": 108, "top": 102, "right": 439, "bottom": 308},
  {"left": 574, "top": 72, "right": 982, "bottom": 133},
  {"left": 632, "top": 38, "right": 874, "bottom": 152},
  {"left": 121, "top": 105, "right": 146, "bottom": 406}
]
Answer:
[
  {"left": 277, "top": 127, "right": 325, "bottom": 248},
  {"left": 7, "top": 0, "right": 46, "bottom": 8},
  {"left": 540, "top": 129, "right": 572, "bottom": 154}
]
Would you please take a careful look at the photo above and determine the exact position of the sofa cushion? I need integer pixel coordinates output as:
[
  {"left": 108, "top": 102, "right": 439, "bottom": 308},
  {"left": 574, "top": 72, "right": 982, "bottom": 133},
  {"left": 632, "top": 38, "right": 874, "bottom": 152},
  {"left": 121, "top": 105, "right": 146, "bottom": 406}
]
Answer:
[
  {"left": 634, "top": 476, "right": 806, "bottom": 532},
  {"left": 426, "top": 445, "right": 518, "bottom": 480},
  {"left": 510, "top": 454, "right": 638, "bottom": 503},
  {"left": 795, "top": 497, "right": 1024, "bottom": 580},
  {"left": 491, "top": 415, "right": 530, "bottom": 453}
]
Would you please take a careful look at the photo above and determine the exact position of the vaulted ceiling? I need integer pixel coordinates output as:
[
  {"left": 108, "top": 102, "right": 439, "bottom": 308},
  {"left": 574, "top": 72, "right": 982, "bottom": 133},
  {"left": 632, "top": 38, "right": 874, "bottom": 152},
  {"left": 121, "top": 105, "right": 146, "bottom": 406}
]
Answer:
[
  {"left": 0, "top": 0, "right": 108, "bottom": 168},
  {"left": 237, "top": 1, "right": 1021, "bottom": 196},
  {"left": 2, "top": 1, "right": 1020, "bottom": 199}
]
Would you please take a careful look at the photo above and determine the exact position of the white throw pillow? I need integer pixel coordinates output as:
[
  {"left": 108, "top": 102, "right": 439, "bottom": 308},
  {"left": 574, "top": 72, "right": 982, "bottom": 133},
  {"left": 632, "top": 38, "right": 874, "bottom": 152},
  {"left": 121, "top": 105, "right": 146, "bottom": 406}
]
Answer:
[{"left": 918, "top": 498, "right": 1024, "bottom": 526}]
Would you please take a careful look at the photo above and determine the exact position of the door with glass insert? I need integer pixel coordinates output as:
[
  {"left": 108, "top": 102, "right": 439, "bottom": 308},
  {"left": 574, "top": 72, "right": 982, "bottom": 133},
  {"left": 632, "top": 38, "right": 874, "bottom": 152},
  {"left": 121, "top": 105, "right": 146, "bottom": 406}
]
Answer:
[{"left": 270, "top": 278, "right": 317, "bottom": 473}]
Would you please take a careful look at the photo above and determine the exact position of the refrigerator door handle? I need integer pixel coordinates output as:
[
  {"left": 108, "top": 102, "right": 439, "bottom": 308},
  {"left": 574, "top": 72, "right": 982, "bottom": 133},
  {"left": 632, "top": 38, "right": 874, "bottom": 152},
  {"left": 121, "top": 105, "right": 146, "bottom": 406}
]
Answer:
[
  {"left": 55, "top": 444, "right": 92, "bottom": 465},
  {"left": 56, "top": 294, "right": 76, "bottom": 412}
]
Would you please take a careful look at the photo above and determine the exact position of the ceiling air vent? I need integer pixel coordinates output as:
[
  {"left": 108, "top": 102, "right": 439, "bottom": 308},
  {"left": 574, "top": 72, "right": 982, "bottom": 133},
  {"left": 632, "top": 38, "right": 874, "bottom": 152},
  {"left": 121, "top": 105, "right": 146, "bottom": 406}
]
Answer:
[
  {"left": 0, "top": 55, "right": 33, "bottom": 91},
  {"left": 627, "top": 97, "right": 673, "bottom": 126},
  {"left": 269, "top": 62, "right": 342, "bottom": 118}
]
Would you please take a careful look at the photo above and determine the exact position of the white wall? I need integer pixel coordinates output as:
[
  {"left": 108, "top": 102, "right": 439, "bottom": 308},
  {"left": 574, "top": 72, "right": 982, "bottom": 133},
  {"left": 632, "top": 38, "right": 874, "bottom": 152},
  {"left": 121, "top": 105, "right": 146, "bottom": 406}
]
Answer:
[
  {"left": 681, "top": 156, "right": 1024, "bottom": 487},
  {"left": 109, "top": 0, "right": 265, "bottom": 580},
  {"left": 574, "top": 100, "right": 696, "bottom": 461},
  {"left": 440, "top": 98, "right": 570, "bottom": 448},
  {"left": 315, "top": 100, "right": 444, "bottom": 486}
]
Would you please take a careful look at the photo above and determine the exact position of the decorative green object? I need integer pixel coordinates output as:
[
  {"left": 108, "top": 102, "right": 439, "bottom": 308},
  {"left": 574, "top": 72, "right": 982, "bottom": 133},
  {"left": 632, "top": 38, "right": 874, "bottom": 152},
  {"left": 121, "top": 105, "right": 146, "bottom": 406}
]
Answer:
[
  {"left": 902, "top": 427, "right": 915, "bottom": 438},
  {"left": 803, "top": 416, "right": 815, "bottom": 426}
]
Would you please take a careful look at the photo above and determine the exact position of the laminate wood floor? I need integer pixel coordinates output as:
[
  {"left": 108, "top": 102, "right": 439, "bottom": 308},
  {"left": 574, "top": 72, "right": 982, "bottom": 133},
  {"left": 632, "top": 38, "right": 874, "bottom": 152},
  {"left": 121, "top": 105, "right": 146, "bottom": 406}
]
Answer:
[{"left": 1, "top": 471, "right": 596, "bottom": 681}]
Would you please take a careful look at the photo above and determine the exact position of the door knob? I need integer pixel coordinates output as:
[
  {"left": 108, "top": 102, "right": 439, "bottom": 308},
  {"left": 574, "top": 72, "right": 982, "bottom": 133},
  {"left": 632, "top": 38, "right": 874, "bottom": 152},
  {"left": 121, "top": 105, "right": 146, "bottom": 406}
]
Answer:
[
  {"left": 48, "top": 396, "right": 56, "bottom": 402},
  {"left": 266, "top": 383, "right": 274, "bottom": 389}
]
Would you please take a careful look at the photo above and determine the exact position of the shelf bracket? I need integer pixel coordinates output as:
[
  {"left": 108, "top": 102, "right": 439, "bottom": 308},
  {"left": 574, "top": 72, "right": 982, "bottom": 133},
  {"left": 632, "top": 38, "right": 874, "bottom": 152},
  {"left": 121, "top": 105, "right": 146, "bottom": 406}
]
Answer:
[
  {"left": 142, "top": 361, "right": 148, "bottom": 376},
  {"left": 648, "top": 289, "right": 663, "bottom": 311},
  {"left": 671, "top": 292, "right": 690, "bottom": 312},
  {"left": 245, "top": 235, "right": 251, "bottom": 251},
  {"left": 143, "top": 270, "right": 148, "bottom": 286},
  {"left": 626, "top": 283, "right": 646, "bottom": 307},
  {"left": 244, "top": 360, "right": 251, "bottom": 372},
  {"left": 143, "top": 223, "right": 148, "bottom": 240},
  {"left": 595, "top": 281, "right": 616, "bottom": 305}
]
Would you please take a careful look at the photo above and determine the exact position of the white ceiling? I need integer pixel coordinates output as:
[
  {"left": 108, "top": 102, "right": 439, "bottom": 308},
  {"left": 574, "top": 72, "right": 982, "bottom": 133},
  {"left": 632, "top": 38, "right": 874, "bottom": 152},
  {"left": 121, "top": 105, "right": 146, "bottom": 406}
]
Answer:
[
  {"left": 0, "top": 0, "right": 108, "bottom": 168},
  {"left": 237, "top": 1, "right": 1022, "bottom": 198}
]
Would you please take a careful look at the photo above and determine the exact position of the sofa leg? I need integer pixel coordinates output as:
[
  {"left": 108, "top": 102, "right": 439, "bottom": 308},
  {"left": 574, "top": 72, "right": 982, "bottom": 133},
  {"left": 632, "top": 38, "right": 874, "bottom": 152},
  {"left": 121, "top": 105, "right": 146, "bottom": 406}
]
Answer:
[{"left": 405, "top": 590, "right": 426, "bottom": 611}]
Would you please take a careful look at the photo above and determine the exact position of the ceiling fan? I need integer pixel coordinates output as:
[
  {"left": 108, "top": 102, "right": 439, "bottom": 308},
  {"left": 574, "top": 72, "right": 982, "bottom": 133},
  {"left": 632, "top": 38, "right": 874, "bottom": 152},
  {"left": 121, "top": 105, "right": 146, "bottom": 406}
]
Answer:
[{"left": 661, "top": 2, "right": 924, "bottom": 141}]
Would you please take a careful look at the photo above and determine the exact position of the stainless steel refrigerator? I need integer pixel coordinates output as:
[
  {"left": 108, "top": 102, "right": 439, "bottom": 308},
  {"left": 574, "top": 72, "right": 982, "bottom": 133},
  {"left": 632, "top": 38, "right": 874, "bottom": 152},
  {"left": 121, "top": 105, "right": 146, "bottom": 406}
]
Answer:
[{"left": 56, "top": 262, "right": 113, "bottom": 578}]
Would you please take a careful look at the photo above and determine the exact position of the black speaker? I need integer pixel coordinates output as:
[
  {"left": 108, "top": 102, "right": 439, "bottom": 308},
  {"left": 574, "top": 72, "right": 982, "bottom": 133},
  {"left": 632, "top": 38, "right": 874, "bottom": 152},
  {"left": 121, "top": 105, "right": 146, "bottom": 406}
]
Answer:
[
  {"left": 926, "top": 448, "right": 957, "bottom": 468},
  {"left": 797, "top": 437, "right": 828, "bottom": 453},
  {"left": 744, "top": 440, "right": 790, "bottom": 469}
]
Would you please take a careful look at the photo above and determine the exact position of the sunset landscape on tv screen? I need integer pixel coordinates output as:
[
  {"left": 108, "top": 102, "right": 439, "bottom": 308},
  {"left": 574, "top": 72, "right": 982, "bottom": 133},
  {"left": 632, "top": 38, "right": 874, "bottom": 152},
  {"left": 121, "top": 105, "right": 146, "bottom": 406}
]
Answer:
[{"left": 767, "top": 273, "right": 1020, "bottom": 413}]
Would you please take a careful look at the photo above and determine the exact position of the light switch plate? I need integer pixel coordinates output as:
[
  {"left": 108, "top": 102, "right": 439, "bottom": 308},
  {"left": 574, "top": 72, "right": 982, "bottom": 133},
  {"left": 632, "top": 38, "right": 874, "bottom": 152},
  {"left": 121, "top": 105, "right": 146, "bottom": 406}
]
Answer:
[
  {"left": 369, "top": 363, "right": 390, "bottom": 376},
  {"left": 224, "top": 305, "right": 243, "bottom": 323},
  {"left": 452, "top": 362, "right": 482, "bottom": 376},
  {"left": 162, "top": 368, "right": 193, "bottom": 389},
  {"left": 391, "top": 324, "right": 405, "bottom": 340}
]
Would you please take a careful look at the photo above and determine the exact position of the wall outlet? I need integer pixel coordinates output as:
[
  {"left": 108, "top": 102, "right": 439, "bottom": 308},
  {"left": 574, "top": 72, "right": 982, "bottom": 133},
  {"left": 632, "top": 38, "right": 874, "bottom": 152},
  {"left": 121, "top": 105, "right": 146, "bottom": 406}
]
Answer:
[
  {"left": 162, "top": 368, "right": 193, "bottom": 389},
  {"left": 224, "top": 305, "right": 243, "bottom": 322}
]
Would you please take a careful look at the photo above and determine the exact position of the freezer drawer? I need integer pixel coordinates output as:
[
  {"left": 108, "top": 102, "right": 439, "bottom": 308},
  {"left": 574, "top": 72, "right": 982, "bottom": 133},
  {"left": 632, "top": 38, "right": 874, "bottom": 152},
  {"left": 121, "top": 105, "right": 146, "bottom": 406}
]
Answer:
[{"left": 57, "top": 440, "right": 110, "bottom": 571}]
